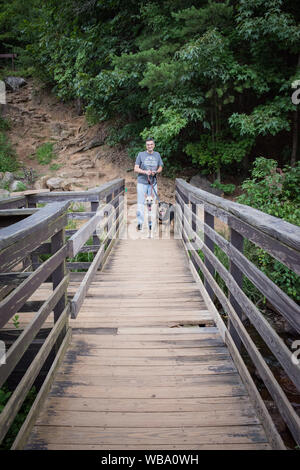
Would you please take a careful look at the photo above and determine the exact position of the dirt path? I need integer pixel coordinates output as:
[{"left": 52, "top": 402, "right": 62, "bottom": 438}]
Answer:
[{"left": 3, "top": 78, "right": 175, "bottom": 204}]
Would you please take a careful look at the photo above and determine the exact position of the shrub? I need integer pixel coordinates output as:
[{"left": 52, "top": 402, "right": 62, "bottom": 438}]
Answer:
[
  {"left": 0, "top": 133, "right": 19, "bottom": 172},
  {"left": 35, "top": 143, "right": 57, "bottom": 165}
]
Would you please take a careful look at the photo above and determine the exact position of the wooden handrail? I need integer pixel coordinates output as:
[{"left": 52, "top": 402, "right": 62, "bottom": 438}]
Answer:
[
  {"left": 175, "top": 178, "right": 300, "bottom": 447},
  {"left": 0, "top": 179, "right": 125, "bottom": 449}
]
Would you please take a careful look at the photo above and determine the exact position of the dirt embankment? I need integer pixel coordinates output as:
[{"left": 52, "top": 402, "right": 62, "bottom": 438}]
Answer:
[{"left": 3, "top": 78, "right": 175, "bottom": 203}]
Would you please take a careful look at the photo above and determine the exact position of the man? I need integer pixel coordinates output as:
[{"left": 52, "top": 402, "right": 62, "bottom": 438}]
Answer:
[{"left": 134, "top": 138, "right": 163, "bottom": 230}]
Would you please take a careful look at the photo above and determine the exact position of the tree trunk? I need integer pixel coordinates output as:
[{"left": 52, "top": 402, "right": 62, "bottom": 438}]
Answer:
[
  {"left": 291, "top": 53, "right": 300, "bottom": 167},
  {"left": 291, "top": 108, "right": 298, "bottom": 167}
]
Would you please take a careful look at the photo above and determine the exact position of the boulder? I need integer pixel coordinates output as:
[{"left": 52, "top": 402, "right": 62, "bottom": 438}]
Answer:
[
  {"left": 189, "top": 174, "right": 223, "bottom": 196},
  {"left": 61, "top": 178, "right": 80, "bottom": 191},
  {"left": 4, "top": 76, "right": 27, "bottom": 92},
  {"left": 58, "top": 169, "right": 84, "bottom": 178},
  {"left": 71, "top": 156, "right": 90, "bottom": 166},
  {"left": 80, "top": 161, "right": 95, "bottom": 169},
  {"left": 2, "top": 172, "right": 14, "bottom": 184},
  {"left": 10, "top": 180, "right": 24, "bottom": 192},
  {"left": 46, "top": 177, "right": 64, "bottom": 190}
]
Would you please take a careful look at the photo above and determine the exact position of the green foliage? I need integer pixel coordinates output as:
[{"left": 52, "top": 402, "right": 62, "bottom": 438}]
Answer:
[
  {"left": 49, "top": 163, "right": 62, "bottom": 171},
  {"left": 211, "top": 180, "right": 236, "bottom": 194},
  {"left": 12, "top": 314, "right": 20, "bottom": 328},
  {"left": 12, "top": 182, "right": 27, "bottom": 192},
  {"left": 238, "top": 157, "right": 300, "bottom": 225},
  {"left": 35, "top": 142, "right": 56, "bottom": 165},
  {"left": 0, "top": 133, "right": 19, "bottom": 172},
  {"left": 0, "top": 385, "right": 37, "bottom": 450},
  {"left": 0, "top": 117, "right": 11, "bottom": 131},
  {"left": 237, "top": 157, "right": 300, "bottom": 303},
  {"left": 1, "top": 0, "right": 299, "bottom": 176},
  {"left": 185, "top": 135, "right": 254, "bottom": 174}
]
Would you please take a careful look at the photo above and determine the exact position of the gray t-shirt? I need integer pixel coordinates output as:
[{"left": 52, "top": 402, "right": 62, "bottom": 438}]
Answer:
[{"left": 135, "top": 151, "right": 163, "bottom": 185}]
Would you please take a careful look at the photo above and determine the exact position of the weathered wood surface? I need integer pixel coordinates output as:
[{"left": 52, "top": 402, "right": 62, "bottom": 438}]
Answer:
[
  {"left": 26, "top": 238, "right": 271, "bottom": 450},
  {"left": 176, "top": 178, "right": 300, "bottom": 253},
  {"left": 176, "top": 193, "right": 297, "bottom": 447}
]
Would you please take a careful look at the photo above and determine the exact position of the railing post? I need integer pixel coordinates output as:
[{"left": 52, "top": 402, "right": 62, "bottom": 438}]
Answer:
[
  {"left": 91, "top": 200, "right": 100, "bottom": 246},
  {"left": 26, "top": 197, "right": 39, "bottom": 270},
  {"left": 228, "top": 227, "right": 244, "bottom": 352},
  {"left": 51, "top": 227, "right": 67, "bottom": 351},
  {"left": 204, "top": 210, "right": 215, "bottom": 300}
]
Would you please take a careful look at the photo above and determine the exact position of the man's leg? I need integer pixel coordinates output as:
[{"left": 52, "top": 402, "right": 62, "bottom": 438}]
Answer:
[
  {"left": 147, "top": 183, "right": 158, "bottom": 230},
  {"left": 136, "top": 183, "right": 147, "bottom": 227}
]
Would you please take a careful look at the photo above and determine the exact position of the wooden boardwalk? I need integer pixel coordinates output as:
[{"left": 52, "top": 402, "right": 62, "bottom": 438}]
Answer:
[{"left": 25, "top": 238, "right": 271, "bottom": 450}]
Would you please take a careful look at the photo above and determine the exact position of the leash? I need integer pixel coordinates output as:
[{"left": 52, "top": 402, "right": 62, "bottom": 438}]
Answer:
[{"left": 147, "top": 174, "right": 161, "bottom": 204}]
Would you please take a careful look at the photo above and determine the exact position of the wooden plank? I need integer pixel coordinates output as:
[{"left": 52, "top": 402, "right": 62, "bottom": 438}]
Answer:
[
  {"left": 27, "top": 178, "right": 124, "bottom": 204},
  {"left": 64, "top": 346, "right": 229, "bottom": 358},
  {"left": 0, "top": 201, "right": 69, "bottom": 251},
  {"left": 176, "top": 178, "right": 300, "bottom": 252},
  {"left": 70, "top": 212, "right": 124, "bottom": 318},
  {"left": 180, "top": 208, "right": 300, "bottom": 390},
  {"left": 0, "top": 244, "right": 68, "bottom": 328},
  {"left": 188, "top": 242, "right": 300, "bottom": 446},
  {"left": 35, "top": 409, "right": 260, "bottom": 428},
  {"left": 57, "top": 362, "right": 237, "bottom": 377},
  {"left": 40, "top": 443, "right": 272, "bottom": 450},
  {"left": 69, "top": 334, "right": 223, "bottom": 349},
  {"left": 36, "top": 395, "right": 251, "bottom": 412},
  {"left": 26, "top": 424, "right": 268, "bottom": 446},
  {"left": 64, "top": 351, "right": 231, "bottom": 366},
  {"left": 67, "top": 212, "right": 102, "bottom": 257},
  {"left": 0, "top": 212, "right": 68, "bottom": 272},
  {"left": 12, "top": 328, "right": 72, "bottom": 450},
  {"left": 0, "top": 274, "right": 69, "bottom": 388},
  {"left": 187, "top": 205, "right": 300, "bottom": 332},
  {"left": 0, "top": 305, "right": 69, "bottom": 445},
  {"left": 116, "top": 326, "right": 216, "bottom": 334}
]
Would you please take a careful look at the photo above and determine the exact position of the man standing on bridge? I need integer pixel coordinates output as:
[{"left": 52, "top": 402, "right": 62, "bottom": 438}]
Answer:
[{"left": 134, "top": 138, "right": 163, "bottom": 231}]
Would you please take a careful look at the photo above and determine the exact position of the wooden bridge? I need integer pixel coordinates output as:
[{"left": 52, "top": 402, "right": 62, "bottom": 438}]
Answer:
[{"left": 0, "top": 178, "right": 299, "bottom": 450}]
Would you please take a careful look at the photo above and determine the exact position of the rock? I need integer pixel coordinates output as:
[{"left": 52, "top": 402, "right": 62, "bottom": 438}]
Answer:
[
  {"left": 2, "top": 172, "right": 14, "bottom": 184},
  {"left": 71, "top": 156, "right": 90, "bottom": 166},
  {"left": 10, "top": 180, "right": 24, "bottom": 192},
  {"left": 189, "top": 174, "right": 223, "bottom": 196},
  {"left": 50, "top": 122, "right": 67, "bottom": 136},
  {"left": 0, "top": 189, "right": 10, "bottom": 198},
  {"left": 58, "top": 169, "right": 84, "bottom": 178},
  {"left": 61, "top": 178, "right": 80, "bottom": 191},
  {"left": 46, "top": 177, "right": 64, "bottom": 190},
  {"left": 4, "top": 76, "right": 27, "bottom": 92},
  {"left": 80, "top": 161, "right": 95, "bottom": 169},
  {"left": 0, "top": 172, "right": 4, "bottom": 180},
  {"left": 38, "top": 175, "right": 51, "bottom": 189}
]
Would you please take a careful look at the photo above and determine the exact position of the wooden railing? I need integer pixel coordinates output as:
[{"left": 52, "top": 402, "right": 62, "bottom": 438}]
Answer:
[
  {"left": 175, "top": 178, "right": 300, "bottom": 449},
  {"left": 0, "top": 178, "right": 125, "bottom": 448}
]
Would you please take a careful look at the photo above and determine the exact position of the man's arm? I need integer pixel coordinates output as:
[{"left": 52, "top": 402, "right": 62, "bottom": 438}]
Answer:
[{"left": 134, "top": 164, "right": 151, "bottom": 176}]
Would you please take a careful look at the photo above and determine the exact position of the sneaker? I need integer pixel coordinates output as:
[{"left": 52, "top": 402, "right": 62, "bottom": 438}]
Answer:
[{"left": 137, "top": 224, "right": 142, "bottom": 230}]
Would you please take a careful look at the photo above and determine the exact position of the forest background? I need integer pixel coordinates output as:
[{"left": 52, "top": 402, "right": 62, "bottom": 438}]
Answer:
[{"left": 0, "top": 0, "right": 299, "bottom": 301}]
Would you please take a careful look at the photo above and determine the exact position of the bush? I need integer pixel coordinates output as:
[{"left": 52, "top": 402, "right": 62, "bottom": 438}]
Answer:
[
  {"left": 35, "top": 142, "right": 56, "bottom": 165},
  {"left": 0, "top": 133, "right": 19, "bottom": 172},
  {"left": 237, "top": 157, "right": 300, "bottom": 303}
]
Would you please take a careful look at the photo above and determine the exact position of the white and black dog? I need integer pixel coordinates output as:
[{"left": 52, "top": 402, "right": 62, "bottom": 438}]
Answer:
[{"left": 158, "top": 201, "right": 175, "bottom": 226}]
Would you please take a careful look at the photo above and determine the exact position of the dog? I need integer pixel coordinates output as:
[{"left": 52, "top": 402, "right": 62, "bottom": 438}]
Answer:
[{"left": 158, "top": 201, "right": 175, "bottom": 226}]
